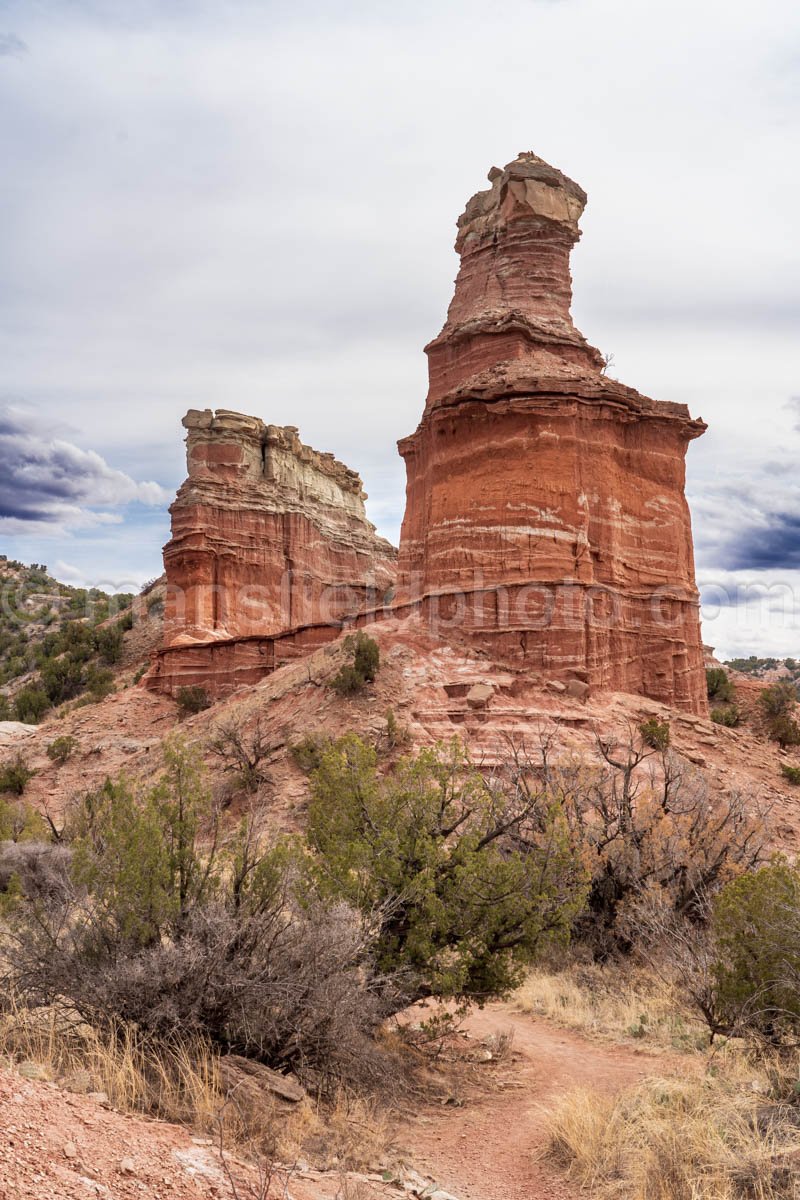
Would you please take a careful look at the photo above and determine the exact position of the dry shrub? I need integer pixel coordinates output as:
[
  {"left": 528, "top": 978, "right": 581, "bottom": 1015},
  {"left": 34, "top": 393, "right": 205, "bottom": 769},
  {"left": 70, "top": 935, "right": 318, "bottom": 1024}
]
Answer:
[
  {"left": 9, "top": 893, "right": 404, "bottom": 1094},
  {"left": 2, "top": 741, "right": 405, "bottom": 1095},
  {"left": 516, "top": 964, "right": 706, "bottom": 1052},
  {"left": 0, "top": 840, "right": 71, "bottom": 905},
  {"left": 546, "top": 1064, "right": 800, "bottom": 1200},
  {"left": 208, "top": 715, "right": 279, "bottom": 795}
]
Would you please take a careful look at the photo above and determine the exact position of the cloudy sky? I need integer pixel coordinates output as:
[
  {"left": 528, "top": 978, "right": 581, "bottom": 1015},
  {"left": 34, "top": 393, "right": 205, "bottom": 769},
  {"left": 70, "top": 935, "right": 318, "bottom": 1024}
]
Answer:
[{"left": 0, "top": 0, "right": 798, "bottom": 658}]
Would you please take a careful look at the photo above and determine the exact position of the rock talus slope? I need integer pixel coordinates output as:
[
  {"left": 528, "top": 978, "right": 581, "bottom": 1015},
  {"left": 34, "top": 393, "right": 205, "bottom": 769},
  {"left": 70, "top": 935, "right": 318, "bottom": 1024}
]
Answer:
[{"left": 396, "top": 152, "right": 708, "bottom": 713}]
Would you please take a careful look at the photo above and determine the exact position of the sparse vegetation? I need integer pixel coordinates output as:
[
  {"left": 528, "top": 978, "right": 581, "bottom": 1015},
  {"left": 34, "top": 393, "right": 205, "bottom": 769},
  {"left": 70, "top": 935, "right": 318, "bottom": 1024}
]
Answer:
[
  {"left": 0, "top": 559, "right": 135, "bottom": 721},
  {"left": 290, "top": 732, "right": 333, "bottom": 774},
  {"left": 45, "top": 735, "right": 78, "bottom": 764},
  {"left": 547, "top": 1064, "right": 800, "bottom": 1200},
  {"left": 209, "top": 715, "right": 276, "bottom": 794},
  {"left": 711, "top": 704, "right": 741, "bottom": 727},
  {"left": 384, "top": 708, "right": 410, "bottom": 750},
  {"left": 706, "top": 666, "right": 735, "bottom": 704},
  {"left": 0, "top": 753, "right": 36, "bottom": 796},
  {"left": 0, "top": 637, "right": 792, "bottom": 1195},
  {"left": 516, "top": 964, "right": 706, "bottom": 1052},
  {"left": 329, "top": 632, "right": 380, "bottom": 696},
  {"left": 759, "top": 681, "right": 800, "bottom": 746},
  {"left": 781, "top": 762, "right": 800, "bottom": 784},
  {"left": 638, "top": 718, "right": 670, "bottom": 750},
  {"left": 175, "top": 684, "right": 211, "bottom": 714}
]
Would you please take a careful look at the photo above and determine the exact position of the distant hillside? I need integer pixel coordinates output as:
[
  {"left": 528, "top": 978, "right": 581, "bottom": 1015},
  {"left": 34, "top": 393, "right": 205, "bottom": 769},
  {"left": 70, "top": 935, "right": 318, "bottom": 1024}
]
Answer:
[
  {"left": 0, "top": 556, "right": 163, "bottom": 723},
  {"left": 725, "top": 654, "right": 800, "bottom": 683}
]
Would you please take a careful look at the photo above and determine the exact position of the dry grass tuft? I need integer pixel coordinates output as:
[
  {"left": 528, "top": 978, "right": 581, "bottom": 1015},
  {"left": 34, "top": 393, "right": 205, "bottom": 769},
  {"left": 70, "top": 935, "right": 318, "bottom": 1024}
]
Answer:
[
  {"left": 516, "top": 963, "right": 707, "bottom": 1052},
  {"left": 277, "top": 1088, "right": 393, "bottom": 1171},
  {"left": 0, "top": 990, "right": 395, "bottom": 1172},
  {"left": 0, "top": 991, "right": 223, "bottom": 1129},
  {"left": 546, "top": 1062, "right": 800, "bottom": 1200}
]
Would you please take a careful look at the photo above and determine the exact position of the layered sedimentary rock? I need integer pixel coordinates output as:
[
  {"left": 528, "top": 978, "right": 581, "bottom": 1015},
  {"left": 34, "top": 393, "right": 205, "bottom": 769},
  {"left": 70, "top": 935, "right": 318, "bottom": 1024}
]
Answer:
[
  {"left": 148, "top": 409, "right": 396, "bottom": 695},
  {"left": 397, "top": 153, "right": 708, "bottom": 713}
]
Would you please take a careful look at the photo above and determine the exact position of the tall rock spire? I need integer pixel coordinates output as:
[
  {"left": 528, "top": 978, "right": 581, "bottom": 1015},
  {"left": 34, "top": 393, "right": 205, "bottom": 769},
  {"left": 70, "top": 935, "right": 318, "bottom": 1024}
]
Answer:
[{"left": 397, "top": 153, "right": 708, "bottom": 713}]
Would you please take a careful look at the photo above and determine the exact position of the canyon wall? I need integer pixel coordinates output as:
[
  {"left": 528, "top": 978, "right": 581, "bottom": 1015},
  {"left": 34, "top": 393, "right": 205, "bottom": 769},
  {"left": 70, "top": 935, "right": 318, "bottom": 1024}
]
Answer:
[
  {"left": 396, "top": 153, "right": 708, "bottom": 713},
  {"left": 148, "top": 409, "right": 396, "bottom": 695}
]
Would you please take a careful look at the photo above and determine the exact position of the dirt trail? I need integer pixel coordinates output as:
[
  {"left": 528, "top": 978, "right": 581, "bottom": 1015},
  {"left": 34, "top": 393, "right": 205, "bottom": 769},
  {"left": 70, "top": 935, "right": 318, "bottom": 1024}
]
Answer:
[
  {"left": 0, "top": 1007, "right": 684, "bottom": 1200},
  {"left": 398, "top": 1002, "right": 682, "bottom": 1200}
]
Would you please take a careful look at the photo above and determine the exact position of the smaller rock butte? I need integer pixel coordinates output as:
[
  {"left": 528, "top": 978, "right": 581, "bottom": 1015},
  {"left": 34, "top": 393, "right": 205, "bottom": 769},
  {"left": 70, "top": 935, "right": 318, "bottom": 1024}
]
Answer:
[
  {"left": 147, "top": 408, "right": 396, "bottom": 696},
  {"left": 396, "top": 151, "right": 708, "bottom": 714}
]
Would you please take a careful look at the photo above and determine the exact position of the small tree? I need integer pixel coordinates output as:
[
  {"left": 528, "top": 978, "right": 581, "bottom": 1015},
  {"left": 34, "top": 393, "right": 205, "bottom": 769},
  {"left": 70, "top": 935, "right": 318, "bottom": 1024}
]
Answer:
[
  {"left": 71, "top": 775, "right": 179, "bottom": 947},
  {"left": 70, "top": 737, "right": 219, "bottom": 945},
  {"left": 352, "top": 631, "right": 379, "bottom": 682},
  {"left": 712, "top": 859, "right": 800, "bottom": 1040},
  {"left": 208, "top": 716, "right": 276, "bottom": 795},
  {"left": 706, "top": 667, "right": 734, "bottom": 705},
  {"left": 14, "top": 686, "right": 49, "bottom": 724},
  {"left": 759, "top": 682, "right": 800, "bottom": 746},
  {"left": 307, "top": 735, "right": 588, "bottom": 1004},
  {"left": 93, "top": 625, "right": 124, "bottom": 665},
  {"left": 328, "top": 633, "right": 380, "bottom": 696},
  {"left": 0, "top": 754, "right": 36, "bottom": 796},
  {"left": 711, "top": 705, "right": 741, "bottom": 727},
  {"left": 175, "top": 685, "right": 211, "bottom": 715},
  {"left": 639, "top": 718, "right": 670, "bottom": 751},
  {"left": 46, "top": 735, "right": 78, "bottom": 765},
  {"left": 570, "top": 728, "right": 767, "bottom": 954}
]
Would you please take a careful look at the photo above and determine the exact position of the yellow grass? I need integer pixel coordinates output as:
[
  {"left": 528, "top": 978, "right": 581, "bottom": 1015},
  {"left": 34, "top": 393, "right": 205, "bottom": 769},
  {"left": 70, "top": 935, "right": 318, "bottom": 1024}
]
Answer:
[
  {"left": 0, "top": 992, "right": 222, "bottom": 1128},
  {"left": 546, "top": 1057, "right": 800, "bottom": 1200},
  {"left": 516, "top": 963, "right": 708, "bottom": 1052},
  {"left": 0, "top": 990, "right": 394, "bottom": 1171},
  {"left": 278, "top": 1088, "right": 394, "bottom": 1172}
]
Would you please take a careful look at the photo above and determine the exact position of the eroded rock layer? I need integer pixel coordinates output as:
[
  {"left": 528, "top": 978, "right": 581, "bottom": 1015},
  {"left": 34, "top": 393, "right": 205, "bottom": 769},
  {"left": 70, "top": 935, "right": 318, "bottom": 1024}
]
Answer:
[
  {"left": 149, "top": 409, "right": 396, "bottom": 695},
  {"left": 396, "top": 153, "right": 708, "bottom": 713}
]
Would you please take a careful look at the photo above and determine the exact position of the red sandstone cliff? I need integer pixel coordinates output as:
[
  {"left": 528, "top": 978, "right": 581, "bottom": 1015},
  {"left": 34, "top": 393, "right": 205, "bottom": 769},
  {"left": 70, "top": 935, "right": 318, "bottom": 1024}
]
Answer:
[
  {"left": 149, "top": 409, "right": 396, "bottom": 695},
  {"left": 396, "top": 152, "right": 708, "bottom": 713}
]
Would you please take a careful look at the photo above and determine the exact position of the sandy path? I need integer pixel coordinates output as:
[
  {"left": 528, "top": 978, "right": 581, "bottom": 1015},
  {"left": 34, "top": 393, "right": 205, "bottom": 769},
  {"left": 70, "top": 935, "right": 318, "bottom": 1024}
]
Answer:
[{"left": 398, "top": 1002, "right": 680, "bottom": 1200}]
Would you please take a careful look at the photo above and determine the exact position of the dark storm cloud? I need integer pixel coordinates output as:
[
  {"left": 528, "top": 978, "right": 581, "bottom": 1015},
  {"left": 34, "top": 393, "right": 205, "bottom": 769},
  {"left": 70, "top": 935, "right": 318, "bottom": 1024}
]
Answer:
[
  {"left": 690, "top": 441, "right": 800, "bottom": 578},
  {"left": 723, "top": 514, "right": 800, "bottom": 571},
  {"left": 0, "top": 406, "right": 168, "bottom": 534}
]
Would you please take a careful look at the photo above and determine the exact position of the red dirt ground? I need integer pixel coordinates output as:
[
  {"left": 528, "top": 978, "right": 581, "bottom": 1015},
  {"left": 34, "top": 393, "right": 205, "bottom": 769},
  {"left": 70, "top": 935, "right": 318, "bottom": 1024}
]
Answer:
[{"left": 0, "top": 1002, "right": 683, "bottom": 1200}]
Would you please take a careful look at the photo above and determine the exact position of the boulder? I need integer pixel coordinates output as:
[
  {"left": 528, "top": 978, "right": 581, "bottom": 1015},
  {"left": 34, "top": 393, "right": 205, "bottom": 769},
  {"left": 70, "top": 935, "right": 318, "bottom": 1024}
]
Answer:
[
  {"left": 218, "top": 1055, "right": 305, "bottom": 1105},
  {"left": 564, "top": 679, "right": 590, "bottom": 702},
  {"left": 466, "top": 683, "right": 494, "bottom": 708}
]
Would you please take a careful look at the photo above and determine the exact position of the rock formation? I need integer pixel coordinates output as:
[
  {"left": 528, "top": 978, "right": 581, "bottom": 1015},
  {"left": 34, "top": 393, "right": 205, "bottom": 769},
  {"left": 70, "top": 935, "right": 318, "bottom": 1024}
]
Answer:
[
  {"left": 148, "top": 409, "right": 396, "bottom": 696},
  {"left": 396, "top": 152, "right": 708, "bottom": 713}
]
